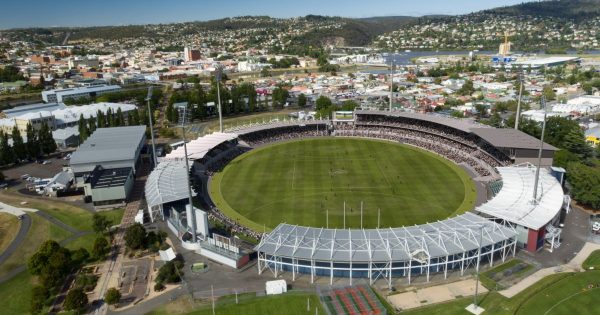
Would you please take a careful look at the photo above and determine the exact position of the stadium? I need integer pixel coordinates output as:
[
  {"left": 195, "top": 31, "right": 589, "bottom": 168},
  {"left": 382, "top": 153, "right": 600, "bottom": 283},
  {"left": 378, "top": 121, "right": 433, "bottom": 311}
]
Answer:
[{"left": 145, "top": 110, "right": 570, "bottom": 287}]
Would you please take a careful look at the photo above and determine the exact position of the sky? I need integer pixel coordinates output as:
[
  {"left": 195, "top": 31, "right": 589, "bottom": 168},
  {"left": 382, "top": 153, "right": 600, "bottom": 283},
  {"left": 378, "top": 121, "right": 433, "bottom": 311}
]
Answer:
[{"left": 0, "top": 0, "right": 535, "bottom": 29}]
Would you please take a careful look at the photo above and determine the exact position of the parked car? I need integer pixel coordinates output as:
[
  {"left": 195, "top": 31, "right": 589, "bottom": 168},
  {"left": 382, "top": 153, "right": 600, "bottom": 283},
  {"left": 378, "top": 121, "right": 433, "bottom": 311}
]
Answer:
[
  {"left": 42, "top": 160, "right": 51, "bottom": 165},
  {"left": 0, "top": 183, "right": 8, "bottom": 189}
]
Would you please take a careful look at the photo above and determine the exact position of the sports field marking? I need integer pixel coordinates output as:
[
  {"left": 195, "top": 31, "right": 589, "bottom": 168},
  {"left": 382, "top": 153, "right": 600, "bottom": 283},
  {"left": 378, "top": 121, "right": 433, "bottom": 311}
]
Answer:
[
  {"left": 291, "top": 160, "right": 296, "bottom": 189},
  {"left": 543, "top": 287, "right": 600, "bottom": 315}
]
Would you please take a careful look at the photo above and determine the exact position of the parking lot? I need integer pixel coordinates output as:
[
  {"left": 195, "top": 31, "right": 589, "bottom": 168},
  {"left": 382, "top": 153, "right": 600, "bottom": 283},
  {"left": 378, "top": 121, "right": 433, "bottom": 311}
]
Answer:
[{"left": 2, "top": 155, "right": 69, "bottom": 190}]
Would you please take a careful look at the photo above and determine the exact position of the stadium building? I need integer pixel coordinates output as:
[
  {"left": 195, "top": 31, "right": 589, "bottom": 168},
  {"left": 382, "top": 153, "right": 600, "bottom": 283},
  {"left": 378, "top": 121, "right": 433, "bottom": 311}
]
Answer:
[{"left": 144, "top": 111, "right": 568, "bottom": 283}]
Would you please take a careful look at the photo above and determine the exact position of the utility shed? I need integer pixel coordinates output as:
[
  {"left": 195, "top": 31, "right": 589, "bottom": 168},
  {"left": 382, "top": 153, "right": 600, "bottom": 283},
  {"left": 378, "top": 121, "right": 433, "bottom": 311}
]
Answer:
[{"left": 265, "top": 280, "right": 287, "bottom": 295}]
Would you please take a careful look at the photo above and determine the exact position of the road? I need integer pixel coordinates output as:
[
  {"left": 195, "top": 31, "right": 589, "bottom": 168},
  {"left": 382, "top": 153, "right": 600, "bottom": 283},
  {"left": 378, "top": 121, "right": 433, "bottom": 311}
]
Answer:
[{"left": 0, "top": 213, "right": 30, "bottom": 266}]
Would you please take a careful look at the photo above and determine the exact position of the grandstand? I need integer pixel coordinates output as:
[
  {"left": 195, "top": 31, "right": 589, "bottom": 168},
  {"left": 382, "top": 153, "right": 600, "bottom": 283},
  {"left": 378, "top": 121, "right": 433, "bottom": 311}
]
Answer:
[
  {"left": 256, "top": 212, "right": 516, "bottom": 287},
  {"left": 145, "top": 110, "right": 568, "bottom": 283}
]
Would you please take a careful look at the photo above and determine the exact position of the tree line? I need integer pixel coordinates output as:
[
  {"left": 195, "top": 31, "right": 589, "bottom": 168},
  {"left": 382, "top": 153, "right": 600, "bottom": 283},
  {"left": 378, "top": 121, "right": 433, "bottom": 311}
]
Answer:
[
  {"left": 0, "top": 123, "right": 56, "bottom": 166},
  {"left": 77, "top": 107, "right": 144, "bottom": 142},
  {"left": 507, "top": 115, "right": 600, "bottom": 209}
]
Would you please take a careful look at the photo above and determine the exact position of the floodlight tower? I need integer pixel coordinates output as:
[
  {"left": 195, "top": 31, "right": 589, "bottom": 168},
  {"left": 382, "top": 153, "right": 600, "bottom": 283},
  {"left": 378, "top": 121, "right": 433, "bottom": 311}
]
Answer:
[
  {"left": 532, "top": 96, "right": 548, "bottom": 204},
  {"left": 514, "top": 71, "right": 524, "bottom": 130},
  {"left": 214, "top": 64, "right": 225, "bottom": 132},
  {"left": 389, "top": 57, "right": 394, "bottom": 111},
  {"left": 145, "top": 86, "right": 157, "bottom": 168},
  {"left": 181, "top": 105, "right": 197, "bottom": 242}
]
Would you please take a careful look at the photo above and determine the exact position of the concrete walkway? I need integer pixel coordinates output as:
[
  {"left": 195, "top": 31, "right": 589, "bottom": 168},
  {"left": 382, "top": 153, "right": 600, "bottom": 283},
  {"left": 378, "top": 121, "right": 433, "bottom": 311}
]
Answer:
[
  {"left": 0, "top": 200, "right": 38, "bottom": 216},
  {"left": 499, "top": 242, "right": 600, "bottom": 298}
]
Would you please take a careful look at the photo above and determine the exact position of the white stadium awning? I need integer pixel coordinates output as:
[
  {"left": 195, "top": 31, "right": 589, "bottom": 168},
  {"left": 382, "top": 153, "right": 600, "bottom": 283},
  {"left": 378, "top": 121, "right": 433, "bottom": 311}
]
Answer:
[
  {"left": 145, "top": 159, "right": 195, "bottom": 210},
  {"left": 476, "top": 164, "right": 564, "bottom": 230},
  {"left": 164, "top": 132, "right": 238, "bottom": 160}
]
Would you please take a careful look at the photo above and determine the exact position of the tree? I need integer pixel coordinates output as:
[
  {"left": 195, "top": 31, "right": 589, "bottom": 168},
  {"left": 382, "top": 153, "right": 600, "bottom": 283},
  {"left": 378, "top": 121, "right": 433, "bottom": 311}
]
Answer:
[
  {"left": 260, "top": 67, "right": 271, "bottom": 77},
  {"left": 156, "top": 261, "right": 182, "bottom": 284},
  {"left": 567, "top": 162, "right": 600, "bottom": 210},
  {"left": 11, "top": 126, "right": 26, "bottom": 161},
  {"left": 0, "top": 131, "right": 14, "bottom": 165},
  {"left": 26, "top": 123, "right": 41, "bottom": 159},
  {"left": 271, "top": 87, "right": 289, "bottom": 109},
  {"left": 92, "top": 213, "right": 111, "bottom": 234},
  {"left": 64, "top": 288, "right": 88, "bottom": 312},
  {"left": 341, "top": 100, "right": 359, "bottom": 111},
  {"left": 92, "top": 236, "right": 110, "bottom": 259},
  {"left": 71, "top": 248, "right": 90, "bottom": 265},
  {"left": 30, "top": 285, "right": 49, "bottom": 314},
  {"left": 104, "top": 287, "right": 121, "bottom": 306},
  {"left": 298, "top": 93, "right": 307, "bottom": 107},
  {"left": 563, "top": 129, "right": 592, "bottom": 160},
  {"left": 116, "top": 107, "right": 125, "bottom": 126},
  {"left": 97, "top": 110, "right": 106, "bottom": 128},
  {"left": 124, "top": 223, "right": 146, "bottom": 250},
  {"left": 78, "top": 114, "right": 90, "bottom": 142},
  {"left": 128, "top": 108, "right": 140, "bottom": 126},
  {"left": 542, "top": 85, "right": 556, "bottom": 101},
  {"left": 39, "top": 122, "right": 57, "bottom": 155},
  {"left": 544, "top": 116, "right": 584, "bottom": 148},
  {"left": 315, "top": 96, "right": 333, "bottom": 111},
  {"left": 457, "top": 80, "right": 474, "bottom": 96},
  {"left": 474, "top": 104, "right": 488, "bottom": 118}
]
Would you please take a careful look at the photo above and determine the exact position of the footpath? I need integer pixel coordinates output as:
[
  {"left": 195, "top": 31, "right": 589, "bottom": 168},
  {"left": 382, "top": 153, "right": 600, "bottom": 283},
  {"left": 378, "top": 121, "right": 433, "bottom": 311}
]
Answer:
[{"left": 498, "top": 242, "right": 600, "bottom": 298}]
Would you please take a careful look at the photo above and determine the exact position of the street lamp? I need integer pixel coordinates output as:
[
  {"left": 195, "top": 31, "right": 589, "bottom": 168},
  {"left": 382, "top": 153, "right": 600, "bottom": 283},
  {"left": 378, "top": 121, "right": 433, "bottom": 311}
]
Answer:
[
  {"left": 532, "top": 96, "right": 548, "bottom": 204},
  {"left": 181, "top": 104, "right": 197, "bottom": 243},
  {"left": 214, "top": 64, "right": 224, "bottom": 133},
  {"left": 466, "top": 224, "right": 485, "bottom": 314},
  {"left": 146, "top": 86, "right": 157, "bottom": 168},
  {"left": 515, "top": 71, "right": 524, "bottom": 131}
]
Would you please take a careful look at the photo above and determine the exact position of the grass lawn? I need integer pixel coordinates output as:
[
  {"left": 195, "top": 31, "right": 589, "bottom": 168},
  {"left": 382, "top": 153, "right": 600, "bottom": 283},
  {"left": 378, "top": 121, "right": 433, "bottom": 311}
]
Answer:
[
  {"left": 0, "top": 271, "right": 35, "bottom": 314},
  {"left": 582, "top": 250, "right": 600, "bottom": 270},
  {"left": 210, "top": 138, "right": 476, "bottom": 231},
  {"left": 0, "top": 214, "right": 71, "bottom": 277},
  {"left": 0, "top": 212, "right": 20, "bottom": 253},
  {"left": 64, "top": 233, "right": 97, "bottom": 252},
  {"left": 399, "top": 271, "right": 600, "bottom": 315},
  {"left": 148, "top": 292, "right": 324, "bottom": 315},
  {"left": 100, "top": 208, "right": 125, "bottom": 226}
]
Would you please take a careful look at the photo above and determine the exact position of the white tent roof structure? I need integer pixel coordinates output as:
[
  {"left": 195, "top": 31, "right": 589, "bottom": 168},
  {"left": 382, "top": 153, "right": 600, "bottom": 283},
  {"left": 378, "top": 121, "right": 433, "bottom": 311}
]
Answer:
[
  {"left": 164, "top": 132, "right": 238, "bottom": 160},
  {"left": 476, "top": 165, "right": 564, "bottom": 230},
  {"left": 256, "top": 212, "right": 515, "bottom": 262},
  {"left": 145, "top": 160, "right": 195, "bottom": 210}
]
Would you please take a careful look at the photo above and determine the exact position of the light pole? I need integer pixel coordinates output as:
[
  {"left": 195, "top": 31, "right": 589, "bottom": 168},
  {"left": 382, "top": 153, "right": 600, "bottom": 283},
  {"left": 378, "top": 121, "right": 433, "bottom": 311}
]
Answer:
[
  {"left": 532, "top": 96, "right": 547, "bottom": 204},
  {"left": 181, "top": 105, "right": 197, "bottom": 243},
  {"left": 389, "top": 57, "right": 394, "bottom": 111},
  {"left": 473, "top": 225, "right": 483, "bottom": 308},
  {"left": 146, "top": 86, "right": 157, "bottom": 168},
  {"left": 515, "top": 71, "right": 524, "bottom": 130},
  {"left": 214, "top": 64, "right": 224, "bottom": 133}
]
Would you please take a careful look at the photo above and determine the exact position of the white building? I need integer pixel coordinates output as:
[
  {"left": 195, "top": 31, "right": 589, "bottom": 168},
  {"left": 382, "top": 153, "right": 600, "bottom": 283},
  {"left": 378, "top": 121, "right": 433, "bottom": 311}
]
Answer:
[
  {"left": 553, "top": 96, "right": 600, "bottom": 115},
  {"left": 42, "top": 85, "right": 121, "bottom": 103}
]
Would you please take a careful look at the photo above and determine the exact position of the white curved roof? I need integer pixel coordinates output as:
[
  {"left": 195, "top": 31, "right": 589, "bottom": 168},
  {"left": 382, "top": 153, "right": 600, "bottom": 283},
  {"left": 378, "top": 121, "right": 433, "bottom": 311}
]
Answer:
[
  {"left": 145, "top": 160, "right": 195, "bottom": 210},
  {"left": 256, "top": 212, "right": 515, "bottom": 262},
  {"left": 164, "top": 132, "right": 237, "bottom": 160},
  {"left": 476, "top": 165, "right": 564, "bottom": 230}
]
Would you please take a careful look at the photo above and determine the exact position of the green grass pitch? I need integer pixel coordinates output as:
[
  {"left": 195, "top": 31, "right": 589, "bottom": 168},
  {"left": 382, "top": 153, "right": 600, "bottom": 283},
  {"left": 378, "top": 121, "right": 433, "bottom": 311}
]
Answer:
[{"left": 210, "top": 138, "right": 477, "bottom": 231}]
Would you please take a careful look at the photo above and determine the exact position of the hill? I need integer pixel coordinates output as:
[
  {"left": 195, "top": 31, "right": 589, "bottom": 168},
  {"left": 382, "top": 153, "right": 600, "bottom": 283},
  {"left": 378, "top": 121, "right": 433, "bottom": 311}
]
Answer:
[{"left": 483, "top": 0, "right": 600, "bottom": 20}]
